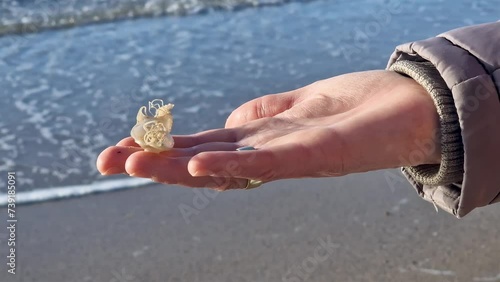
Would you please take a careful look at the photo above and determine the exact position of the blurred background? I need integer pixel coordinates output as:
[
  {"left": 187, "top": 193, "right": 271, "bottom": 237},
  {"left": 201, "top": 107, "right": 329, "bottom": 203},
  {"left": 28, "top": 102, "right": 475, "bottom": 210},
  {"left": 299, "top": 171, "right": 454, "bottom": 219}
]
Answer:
[{"left": 0, "top": 0, "right": 499, "bottom": 281}]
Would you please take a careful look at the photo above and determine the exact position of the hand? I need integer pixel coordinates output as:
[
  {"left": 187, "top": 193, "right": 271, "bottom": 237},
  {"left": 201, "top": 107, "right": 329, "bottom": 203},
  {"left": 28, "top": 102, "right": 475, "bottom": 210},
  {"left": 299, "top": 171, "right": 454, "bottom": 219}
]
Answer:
[{"left": 96, "top": 70, "right": 440, "bottom": 189}]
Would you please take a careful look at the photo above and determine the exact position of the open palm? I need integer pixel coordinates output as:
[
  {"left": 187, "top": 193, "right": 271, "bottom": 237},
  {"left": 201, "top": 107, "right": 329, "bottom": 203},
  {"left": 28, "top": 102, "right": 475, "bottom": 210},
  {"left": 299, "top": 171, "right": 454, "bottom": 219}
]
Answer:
[{"left": 97, "top": 70, "right": 440, "bottom": 189}]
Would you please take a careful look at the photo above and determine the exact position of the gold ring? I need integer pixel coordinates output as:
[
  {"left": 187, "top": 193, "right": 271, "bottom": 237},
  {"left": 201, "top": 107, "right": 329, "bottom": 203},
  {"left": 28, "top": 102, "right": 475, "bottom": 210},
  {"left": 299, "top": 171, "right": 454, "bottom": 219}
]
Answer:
[
  {"left": 236, "top": 146, "right": 263, "bottom": 190},
  {"left": 245, "top": 179, "right": 263, "bottom": 190}
]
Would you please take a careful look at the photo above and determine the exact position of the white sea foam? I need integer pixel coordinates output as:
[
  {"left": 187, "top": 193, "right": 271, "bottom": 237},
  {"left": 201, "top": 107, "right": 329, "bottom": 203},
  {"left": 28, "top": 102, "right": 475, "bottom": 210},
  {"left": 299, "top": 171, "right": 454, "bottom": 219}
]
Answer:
[
  {"left": 21, "top": 84, "right": 49, "bottom": 97},
  {"left": 0, "top": 178, "right": 153, "bottom": 207},
  {"left": 474, "top": 273, "right": 500, "bottom": 282},
  {"left": 414, "top": 268, "right": 455, "bottom": 276},
  {"left": 51, "top": 88, "right": 73, "bottom": 99},
  {"left": 0, "top": 0, "right": 302, "bottom": 36},
  {"left": 183, "top": 105, "right": 203, "bottom": 113}
]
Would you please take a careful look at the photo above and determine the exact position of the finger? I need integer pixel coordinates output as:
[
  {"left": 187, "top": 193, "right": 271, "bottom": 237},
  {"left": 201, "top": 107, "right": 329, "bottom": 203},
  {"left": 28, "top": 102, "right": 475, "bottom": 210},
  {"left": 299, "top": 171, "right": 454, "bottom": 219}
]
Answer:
[
  {"left": 125, "top": 152, "right": 248, "bottom": 189},
  {"left": 97, "top": 146, "right": 143, "bottom": 175},
  {"left": 116, "top": 137, "right": 140, "bottom": 147},
  {"left": 164, "top": 142, "right": 241, "bottom": 158},
  {"left": 98, "top": 142, "right": 241, "bottom": 175},
  {"left": 187, "top": 144, "right": 308, "bottom": 181},
  {"left": 171, "top": 128, "right": 239, "bottom": 148},
  {"left": 225, "top": 91, "right": 298, "bottom": 128}
]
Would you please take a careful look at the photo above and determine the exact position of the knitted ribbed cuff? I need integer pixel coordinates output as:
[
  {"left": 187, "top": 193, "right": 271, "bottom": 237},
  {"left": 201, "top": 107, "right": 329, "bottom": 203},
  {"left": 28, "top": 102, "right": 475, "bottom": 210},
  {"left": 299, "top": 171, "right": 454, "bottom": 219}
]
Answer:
[{"left": 389, "top": 60, "right": 464, "bottom": 185}]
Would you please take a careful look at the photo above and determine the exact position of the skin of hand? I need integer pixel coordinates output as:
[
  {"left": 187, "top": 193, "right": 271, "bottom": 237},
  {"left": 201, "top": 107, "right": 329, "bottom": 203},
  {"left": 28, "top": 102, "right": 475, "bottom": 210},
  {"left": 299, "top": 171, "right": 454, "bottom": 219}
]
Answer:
[{"left": 96, "top": 70, "right": 441, "bottom": 190}]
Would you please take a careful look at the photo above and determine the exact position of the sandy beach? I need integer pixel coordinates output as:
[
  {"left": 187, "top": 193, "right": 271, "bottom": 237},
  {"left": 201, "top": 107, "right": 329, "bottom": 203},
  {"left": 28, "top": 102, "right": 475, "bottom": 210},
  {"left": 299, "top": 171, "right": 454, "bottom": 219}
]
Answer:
[
  {"left": 1, "top": 1, "right": 500, "bottom": 281},
  {"left": 1, "top": 170, "right": 499, "bottom": 282}
]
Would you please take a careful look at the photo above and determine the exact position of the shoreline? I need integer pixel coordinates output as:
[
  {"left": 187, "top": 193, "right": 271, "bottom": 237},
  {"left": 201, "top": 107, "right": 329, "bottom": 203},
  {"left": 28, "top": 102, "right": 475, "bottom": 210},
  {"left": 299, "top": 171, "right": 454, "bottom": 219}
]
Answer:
[{"left": 0, "top": 178, "right": 154, "bottom": 207}]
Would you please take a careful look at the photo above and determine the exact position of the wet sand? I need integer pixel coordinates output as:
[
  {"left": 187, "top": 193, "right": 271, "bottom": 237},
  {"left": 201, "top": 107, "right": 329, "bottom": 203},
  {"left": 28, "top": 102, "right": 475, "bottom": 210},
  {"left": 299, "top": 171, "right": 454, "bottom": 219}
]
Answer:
[{"left": 1, "top": 170, "right": 499, "bottom": 282}]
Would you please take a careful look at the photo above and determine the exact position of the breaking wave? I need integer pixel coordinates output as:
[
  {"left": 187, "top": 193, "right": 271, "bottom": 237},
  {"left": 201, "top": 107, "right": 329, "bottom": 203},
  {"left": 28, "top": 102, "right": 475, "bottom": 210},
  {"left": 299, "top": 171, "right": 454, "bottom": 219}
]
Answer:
[{"left": 0, "top": 0, "right": 308, "bottom": 36}]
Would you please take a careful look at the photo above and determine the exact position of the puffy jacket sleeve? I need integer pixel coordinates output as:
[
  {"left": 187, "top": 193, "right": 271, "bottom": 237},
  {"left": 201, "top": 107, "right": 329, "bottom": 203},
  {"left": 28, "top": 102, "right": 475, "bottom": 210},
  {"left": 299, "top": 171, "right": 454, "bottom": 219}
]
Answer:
[{"left": 386, "top": 21, "right": 500, "bottom": 218}]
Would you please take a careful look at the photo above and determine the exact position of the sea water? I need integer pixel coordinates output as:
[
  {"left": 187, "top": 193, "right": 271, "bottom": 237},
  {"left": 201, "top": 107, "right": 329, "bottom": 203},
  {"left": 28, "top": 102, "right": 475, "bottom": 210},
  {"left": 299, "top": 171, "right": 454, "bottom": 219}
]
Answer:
[{"left": 0, "top": 0, "right": 498, "bottom": 205}]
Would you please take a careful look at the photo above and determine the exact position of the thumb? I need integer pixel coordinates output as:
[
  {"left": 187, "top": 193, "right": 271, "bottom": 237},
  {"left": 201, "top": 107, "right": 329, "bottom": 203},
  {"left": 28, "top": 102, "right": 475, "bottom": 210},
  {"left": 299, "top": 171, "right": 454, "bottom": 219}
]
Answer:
[{"left": 225, "top": 91, "right": 299, "bottom": 128}]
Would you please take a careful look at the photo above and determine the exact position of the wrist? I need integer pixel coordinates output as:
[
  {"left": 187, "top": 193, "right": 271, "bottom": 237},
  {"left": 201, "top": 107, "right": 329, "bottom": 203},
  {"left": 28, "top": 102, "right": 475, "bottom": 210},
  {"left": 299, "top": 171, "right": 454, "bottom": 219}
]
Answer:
[
  {"left": 389, "top": 60, "right": 464, "bottom": 185},
  {"left": 398, "top": 74, "right": 442, "bottom": 166}
]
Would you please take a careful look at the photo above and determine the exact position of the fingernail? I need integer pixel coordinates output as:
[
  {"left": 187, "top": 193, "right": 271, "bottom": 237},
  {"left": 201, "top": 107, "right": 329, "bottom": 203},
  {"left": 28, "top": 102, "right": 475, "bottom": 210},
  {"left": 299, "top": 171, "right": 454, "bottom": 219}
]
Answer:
[
  {"left": 102, "top": 167, "right": 122, "bottom": 175},
  {"left": 191, "top": 169, "right": 213, "bottom": 177},
  {"left": 190, "top": 169, "right": 202, "bottom": 177},
  {"left": 188, "top": 159, "right": 210, "bottom": 177}
]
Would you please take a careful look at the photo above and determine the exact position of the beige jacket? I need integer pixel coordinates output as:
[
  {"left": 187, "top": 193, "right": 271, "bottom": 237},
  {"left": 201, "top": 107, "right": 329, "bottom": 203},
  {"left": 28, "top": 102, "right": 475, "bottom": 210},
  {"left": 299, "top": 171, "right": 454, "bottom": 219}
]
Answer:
[{"left": 386, "top": 21, "right": 500, "bottom": 218}]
